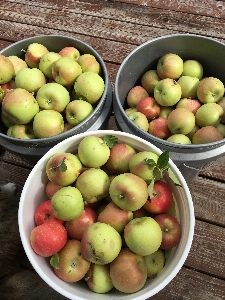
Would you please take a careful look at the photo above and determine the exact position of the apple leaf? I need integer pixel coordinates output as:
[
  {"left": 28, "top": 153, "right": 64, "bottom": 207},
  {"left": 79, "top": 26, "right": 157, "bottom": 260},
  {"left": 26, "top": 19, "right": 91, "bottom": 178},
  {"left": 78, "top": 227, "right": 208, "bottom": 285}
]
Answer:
[
  {"left": 103, "top": 135, "right": 118, "bottom": 148},
  {"left": 147, "top": 179, "right": 155, "bottom": 199},
  {"left": 50, "top": 253, "right": 60, "bottom": 269},
  {"left": 58, "top": 157, "right": 67, "bottom": 172},
  {"left": 168, "top": 168, "right": 182, "bottom": 186},
  {"left": 157, "top": 151, "right": 170, "bottom": 171}
]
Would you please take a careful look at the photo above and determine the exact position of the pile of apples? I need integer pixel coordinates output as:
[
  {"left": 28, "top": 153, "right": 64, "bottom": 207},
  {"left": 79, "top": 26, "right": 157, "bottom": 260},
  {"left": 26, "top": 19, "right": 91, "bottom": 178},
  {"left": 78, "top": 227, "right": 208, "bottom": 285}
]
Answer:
[
  {"left": 125, "top": 53, "right": 225, "bottom": 144},
  {"left": 30, "top": 134, "right": 182, "bottom": 294},
  {"left": 0, "top": 42, "right": 105, "bottom": 139}
]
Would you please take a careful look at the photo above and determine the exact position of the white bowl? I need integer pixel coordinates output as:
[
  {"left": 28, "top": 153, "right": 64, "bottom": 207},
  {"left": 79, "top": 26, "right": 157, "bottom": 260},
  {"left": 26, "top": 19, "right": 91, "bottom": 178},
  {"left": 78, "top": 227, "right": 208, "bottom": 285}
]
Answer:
[{"left": 18, "top": 130, "right": 195, "bottom": 300}]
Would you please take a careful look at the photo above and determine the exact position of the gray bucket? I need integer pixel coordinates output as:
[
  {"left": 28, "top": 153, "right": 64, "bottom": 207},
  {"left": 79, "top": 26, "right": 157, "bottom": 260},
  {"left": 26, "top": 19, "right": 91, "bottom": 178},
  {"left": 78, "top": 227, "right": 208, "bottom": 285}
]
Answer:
[
  {"left": 0, "top": 35, "right": 112, "bottom": 165},
  {"left": 114, "top": 34, "right": 225, "bottom": 183}
]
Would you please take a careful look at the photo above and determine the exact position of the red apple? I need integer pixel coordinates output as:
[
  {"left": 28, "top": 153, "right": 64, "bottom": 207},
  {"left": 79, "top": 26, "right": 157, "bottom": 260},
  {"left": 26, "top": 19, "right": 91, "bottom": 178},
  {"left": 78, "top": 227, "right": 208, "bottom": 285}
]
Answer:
[
  {"left": 45, "top": 180, "right": 62, "bottom": 199},
  {"left": 148, "top": 116, "right": 171, "bottom": 139},
  {"left": 144, "top": 180, "right": 173, "bottom": 214},
  {"left": 136, "top": 97, "right": 160, "bottom": 120},
  {"left": 30, "top": 220, "right": 67, "bottom": 257},
  {"left": 34, "top": 200, "right": 64, "bottom": 226},
  {"left": 154, "top": 213, "right": 181, "bottom": 250},
  {"left": 65, "top": 207, "right": 97, "bottom": 240}
]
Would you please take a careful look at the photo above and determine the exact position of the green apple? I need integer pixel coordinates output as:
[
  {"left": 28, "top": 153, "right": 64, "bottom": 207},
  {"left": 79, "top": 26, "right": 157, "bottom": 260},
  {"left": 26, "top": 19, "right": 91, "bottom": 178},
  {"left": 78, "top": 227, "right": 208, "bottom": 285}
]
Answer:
[
  {"left": 128, "top": 151, "right": 159, "bottom": 183},
  {"left": 154, "top": 78, "right": 182, "bottom": 106},
  {"left": 126, "top": 85, "right": 149, "bottom": 108},
  {"left": 8, "top": 55, "right": 28, "bottom": 76},
  {"left": 33, "top": 109, "right": 64, "bottom": 138},
  {"left": 25, "top": 42, "right": 49, "bottom": 68},
  {"left": 81, "top": 222, "right": 122, "bottom": 264},
  {"left": 0, "top": 79, "right": 16, "bottom": 104},
  {"left": 141, "top": 69, "right": 160, "bottom": 95},
  {"left": 15, "top": 68, "right": 46, "bottom": 94},
  {"left": 167, "top": 107, "right": 195, "bottom": 135},
  {"left": 177, "top": 75, "right": 200, "bottom": 99},
  {"left": 197, "top": 77, "right": 224, "bottom": 103},
  {"left": 53, "top": 239, "right": 90, "bottom": 282},
  {"left": 127, "top": 111, "right": 149, "bottom": 132},
  {"left": 51, "top": 186, "right": 84, "bottom": 221},
  {"left": 192, "top": 126, "right": 223, "bottom": 144},
  {"left": 52, "top": 57, "right": 82, "bottom": 86},
  {"left": 59, "top": 46, "right": 80, "bottom": 61},
  {"left": 109, "top": 248, "right": 147, "bottom": 294},
  {"left": 217, "top": 97, "right": 225, "bottom": 124},
  {"left": 8, "top": 123, "right": 36, "bottom": 139},
  {"left": 176, "top": 98, "right": 201, "bottom": 115},
  {"left": 46, "top": 152, "right": 83, "bottom": 186},
  {"left": 157, "top": 53, "right": 183, "bottom": 79},
  {"left": 124, "top": 217, "right": 162, "bottom": 256},
  {"left": 159, "top": 106, "right": 174, "bottom": 118},
  {"left": 144, "top": 248, "right": 165, "bottom": 278},
  {"left": 186, "top": 124, "right": 200, "bottom": 141},
  {"left": 167, "top": 134, "right": 192, "bottom": 144},
  {"left": 85, "top": 263, "right": 113, "bottom": 294},
  {"left": 0, "top": 54, "right": 15, "bottom": 84},
  {"left": 78, "top": 135, "right": 110, "bottom": 168},
  {"left": 75, "top": 168, "right": 110, "bottom": 204},
  {"left": 39, "top": 52, "right": 61, "bottom": 79},
  {"left": 77, "top": 54, "right": 101, "bottom": 74},
  {"left": 36, "top": 82, "right": 70, "bottom": 112},
  {"left": 124, "top": 107, "right": 137, "bottom": 115},
  {"left": 109, "top": 173, "right": 148, "bottom": 211},
  {"left": 1, "top": 113, "right": 13, "bottom": 128},
  {"left": 74, "top": 71, "right": 105, "bottom": 105},
  {"left": 65, "top": 99, "right": 94, "bottom": 126},
  {"left": 216, "top": 123, "right": 225, "bottom": 137},
  {"left": 182, "top": 59, "right": 203, "bottom": 79},
  {"left": 2, "top": 88, "right": 39, "bottom": 124},
  {"left": 195, "top": 103, "right": 224, "bottom": 127}
]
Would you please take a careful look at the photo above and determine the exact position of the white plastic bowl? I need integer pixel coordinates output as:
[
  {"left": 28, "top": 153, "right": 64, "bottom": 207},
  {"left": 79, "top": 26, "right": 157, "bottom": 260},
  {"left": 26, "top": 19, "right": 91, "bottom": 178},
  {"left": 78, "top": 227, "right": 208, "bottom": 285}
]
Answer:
[{"left": 18, "top": 130, "right": 195, "bottom": 300}]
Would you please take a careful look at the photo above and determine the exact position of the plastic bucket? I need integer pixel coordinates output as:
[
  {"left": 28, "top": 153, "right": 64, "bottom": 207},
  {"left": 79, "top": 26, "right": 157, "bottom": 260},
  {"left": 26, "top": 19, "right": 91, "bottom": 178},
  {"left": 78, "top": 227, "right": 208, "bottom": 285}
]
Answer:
[{"left": 114, "top": 34, "right": 225, "bottom": 182}]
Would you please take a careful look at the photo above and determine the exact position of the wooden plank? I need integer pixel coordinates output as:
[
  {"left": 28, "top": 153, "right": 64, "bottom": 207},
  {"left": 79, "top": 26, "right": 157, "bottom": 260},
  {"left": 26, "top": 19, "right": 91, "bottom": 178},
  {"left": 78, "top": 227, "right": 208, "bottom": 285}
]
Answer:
[{"left": 200, "top": 156, "right": 225, "bottom": 181}]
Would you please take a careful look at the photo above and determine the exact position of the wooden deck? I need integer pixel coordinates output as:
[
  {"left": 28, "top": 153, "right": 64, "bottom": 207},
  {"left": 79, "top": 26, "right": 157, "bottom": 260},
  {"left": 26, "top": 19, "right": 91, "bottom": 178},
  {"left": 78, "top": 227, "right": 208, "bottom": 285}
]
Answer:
[{"left": 0, "top": 1, "right": 225, "bottom": 299}]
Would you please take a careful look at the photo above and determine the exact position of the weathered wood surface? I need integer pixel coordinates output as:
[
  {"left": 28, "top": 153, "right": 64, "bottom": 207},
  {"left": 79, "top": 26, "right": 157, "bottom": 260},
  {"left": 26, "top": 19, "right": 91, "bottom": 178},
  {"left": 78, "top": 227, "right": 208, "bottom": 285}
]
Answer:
[{"left": 0, "top": 0, "right": 225, "bottom": 299}]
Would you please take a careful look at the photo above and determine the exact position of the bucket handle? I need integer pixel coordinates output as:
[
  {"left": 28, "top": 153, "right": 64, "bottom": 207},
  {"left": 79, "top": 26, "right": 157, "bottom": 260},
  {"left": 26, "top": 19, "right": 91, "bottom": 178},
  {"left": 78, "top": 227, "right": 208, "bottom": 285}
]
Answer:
[{"left": 182, "top": 161, "right": 216, "bottom": 172}]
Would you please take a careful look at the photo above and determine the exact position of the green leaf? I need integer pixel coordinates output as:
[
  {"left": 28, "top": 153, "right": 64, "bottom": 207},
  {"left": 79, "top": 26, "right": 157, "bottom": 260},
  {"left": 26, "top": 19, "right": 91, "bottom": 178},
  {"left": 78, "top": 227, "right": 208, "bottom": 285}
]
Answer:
[
  {"left": 168, "top": 168, "right": 182, "bottom": 186},
  {"left": 157, "top": 151, "right": 170, "bottom": 170},
  {"left": 50, "top": 253, "right": 60, "bottom": 269},
  {"left": 144, "top": 158, "right": 157, "bottom": 168},
  {"left": 58, "top": 157, "right": 67, "bottom": 172},
  {"left": 103, "top": 135, "right": 118, "bottom": 148},
  {"left": 148, "top": 178, "right": 155, "bottom": 199}
]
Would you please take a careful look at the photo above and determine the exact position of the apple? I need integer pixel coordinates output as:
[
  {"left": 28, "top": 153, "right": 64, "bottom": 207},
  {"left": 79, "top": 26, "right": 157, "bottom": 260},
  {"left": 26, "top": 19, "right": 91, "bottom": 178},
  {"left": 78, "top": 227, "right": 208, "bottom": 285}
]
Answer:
[
  {"left": 217, "top": 97, "right": 225, "bottom": 123},
  {"left": 15, "top": 67, "right": 46, "bottom": 94},
  {"left": 141, "top": 69, "right": 160, "bottom": 94},
  {"left": 59, "top": 46, "right": 80, "bottom": 61},
  {"left": 46, "top": 152, "right": 83, "bottom": 186},
  {"left": 45, "top": 180, "right": 62, "bottom": 199},
  {"left": 63, "top": 122, "right": 73, "bottom": 132},
  {"left": 109, "top": 248, "right": 147, "bottom": 294},
  {"left": 197, "top": 77, "right": 225, "bottom": 103},
  {"left": 126, "top": 85, "right": 149, "bottom": 108},
  {"left": 177, "top": 75, "right": 199, "bottom": 99},
  {"left": 182, "top": 59, "right": 203, "bottom": 79},
  {"left": 216, "top": 123, "right": 225, "bottom": 137},
  {"left": 97, "top": 201, "right": 133, "bottom": 233},
  {"left": 167, "top": 107, "right": 195, "bottom": 135},
  {"left": 33, "top": 109, "right": 64, "bottom": 138},
  {"left": 167, "top": 134, "right": 192, "bottom": 144},
  {"left": 75, "top": 168, "right": 110, "bottom": 204},
  {"left": 30, "top": 220, "right": 67, "bottom": 257},
  {"left": 8, "top": 55, "right": 28, "bottom": 75},
  {"left": 25, "top": 42, "right": 49, "bottom": 68},
  {"left": 78, "top": 135, "right": 110, "bottom": 168},
  {"left": 176, "top": 98, "right": 201, "bottom": 115},
  {"left": 36, "top": 82, "right": 70, "bottom": 112},
  {"left": 105, "top": 142, "right": 137, "bottom": 174},
  {"left": 0, "top": 54, "right": 15, "bottom": 84},
  {"left": 157, "top": 53, "right": 183, "bottom": 79},
  {"left": 109, "top": 173, "right": 148, "bottom": 211},
  {"left": 77, "top": 53, "right": 101, "bottom": 74},
  {"left": 1, "top": 113, "right": 13, "bottom": 128},
  {"left": 2, "top": 88, "right": 39, "bottom": 124},
  {"left": 159, "top": 106, "right": 174, "bottom": 118},
  {"left": 34, "top": 199, "right": 64, "bottom": 225},
  {"left": 81, "top": 221, "right": 122, "bottom": 264},
  {"left": 124, "top": 217, "right": 162, "bottom": 256},
  {"left": 127, "top": 111, "right": 149, "bottom": 132},
  {"left": 148, "top": 116, "right": 171, "bottom": 139},
  {"left": 154, "top": 213, "right": 181, "bottom": 249},
  {"left": 53, "top": 239, "right": 91, "bottom": 282},
  {"left": 51, "top": 186, "right": 84, "bottom": 221},
  {"left": 136, "top": 96, "right": 161, "bottom": 120},
  {"left": 128, "top": 151, "right": 159, "bottom": 183},
  {"left": 186, "top": 124, "right": 200, "bottom": 141},
  {"left": 65, "top": 206, "right": 97, "bottom": 240},
  {"left": 154, "top": 78, "right": 182, "bottom": 106},
  {"left": 52, "top": 57, "right": 82, "bottom": 86},
  {"left": 74, "top": 71, "right": 105, "bottom": 105},
  {"left": 65, "top": 99, "right": 94, "bottom": 126},
  {"left": 143, "top": 180, "right": 173, "bottom": 214},
  {"left": 39, "top": 52, "right": 61, "bottom": 79},
  {"left": 8, "top": 123, "right": 36, "bottom": 139},
  {"left": 0, "top": 79, "right": 16, "bottom": 95},
  {"left": 195, "top": 103, "right": 224, "bottom": 127},
  {"left": 85, "top": 263, "right": 113, "bottom": 293},
  {"left": 133, "top": 206, "right": 149, "bottom": 218},
  {"left": 144, "top": 248, "right": 165, "bottom": 278},
  {"left": 124, "top": 107, "right": 137, "bottom": 115},
  {"left": 192, "top": 126, "right": 223, "bottom": 144}
]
